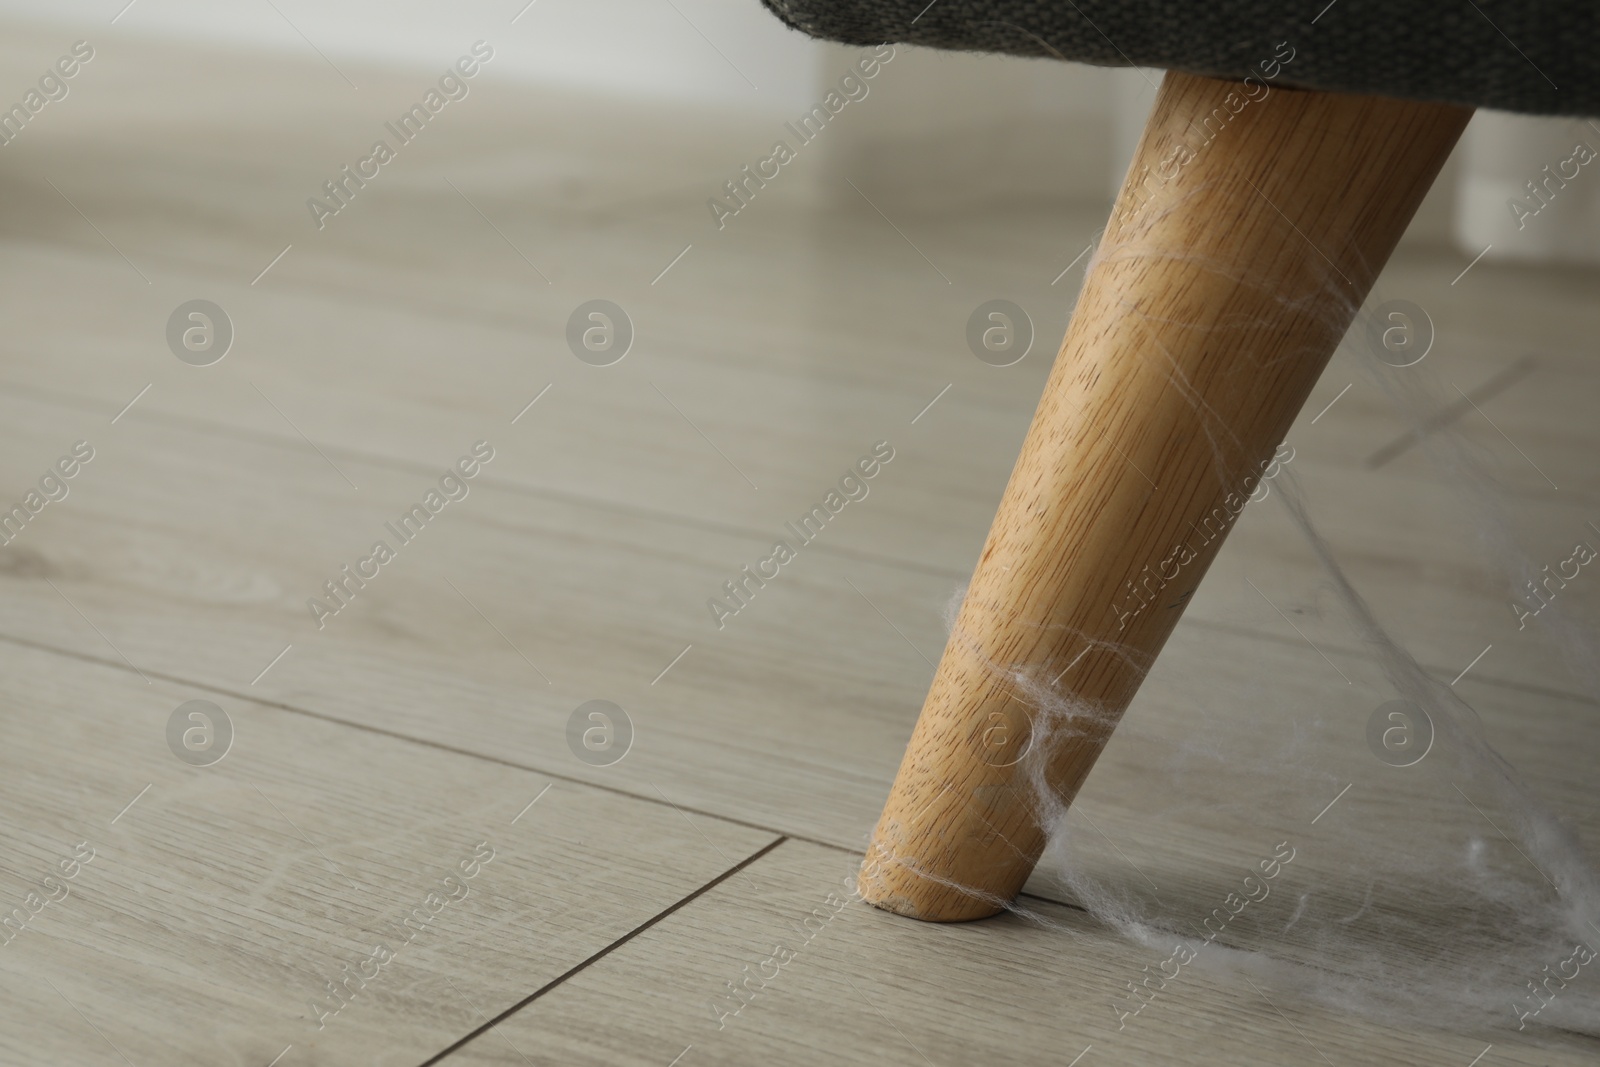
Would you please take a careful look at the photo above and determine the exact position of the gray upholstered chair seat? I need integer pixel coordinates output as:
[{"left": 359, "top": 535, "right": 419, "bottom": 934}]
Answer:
[{"left": 761, "top": 0, "right": 1598, "bottom": 115}]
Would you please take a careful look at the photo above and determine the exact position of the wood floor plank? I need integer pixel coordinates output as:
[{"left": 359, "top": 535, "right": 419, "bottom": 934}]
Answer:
[
  {"left": 0, "top": 637, "right": 775, "bottom": 1066},
  {"left": 432, "top": 838, "right": 1600, "bottom": 1067}
]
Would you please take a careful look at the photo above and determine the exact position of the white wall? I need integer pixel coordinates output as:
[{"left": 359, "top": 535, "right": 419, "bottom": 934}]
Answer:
[
  {"left": 0, "top": 0, "right": 823, "bottom": 111},
  {"left": 1456, "top": 112, "right": 1600, "bottom": 266},
  {"left": 0, "top": 0, "right": 1120, "bottom": 206}
]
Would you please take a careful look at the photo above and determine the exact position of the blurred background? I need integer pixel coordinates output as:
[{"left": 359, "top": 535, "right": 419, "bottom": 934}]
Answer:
[{"left": 2, "top": 0, "right": 1596, "bottom": 258}]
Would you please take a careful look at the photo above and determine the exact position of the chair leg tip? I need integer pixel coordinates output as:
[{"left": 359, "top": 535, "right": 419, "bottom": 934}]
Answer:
[{"left": 855, "top": 867, "right": 1011, "bottom": 923}]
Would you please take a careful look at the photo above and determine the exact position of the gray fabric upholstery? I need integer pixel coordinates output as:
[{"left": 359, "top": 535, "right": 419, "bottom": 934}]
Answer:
[{"left": 760, "top": 0, "right": 1599, "bottom": 116}]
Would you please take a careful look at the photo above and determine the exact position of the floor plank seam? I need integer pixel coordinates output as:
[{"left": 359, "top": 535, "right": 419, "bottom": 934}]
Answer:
[
  {"left": 0, "top": 628, "right": 1096, "bottom": 918},
  {"left": 412, "top": 836, "right": 791, "bottom": 1067},
  {"left": 0, "top": 628, "right": 852, "bottom": 852}
]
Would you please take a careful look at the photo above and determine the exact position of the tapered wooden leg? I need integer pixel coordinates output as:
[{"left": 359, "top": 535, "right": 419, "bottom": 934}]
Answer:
[{"left": 859, "top": 72, "right": 1471, "bottom": 921}]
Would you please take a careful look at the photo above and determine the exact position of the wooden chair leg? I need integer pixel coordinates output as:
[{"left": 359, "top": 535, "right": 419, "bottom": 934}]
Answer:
[{"left": 859, "top": 72, "right": 1472, "bottom": 922}]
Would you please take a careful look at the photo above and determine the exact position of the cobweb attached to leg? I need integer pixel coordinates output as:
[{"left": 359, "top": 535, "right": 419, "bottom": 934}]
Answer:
[{"left": 927, "top": 313, "right": 1600, "bottom": 1045}]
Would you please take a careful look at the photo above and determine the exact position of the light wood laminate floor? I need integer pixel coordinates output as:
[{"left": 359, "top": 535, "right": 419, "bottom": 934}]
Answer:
[{"left": 1, "top": 20, "right": 1598, "bottom": 1067}]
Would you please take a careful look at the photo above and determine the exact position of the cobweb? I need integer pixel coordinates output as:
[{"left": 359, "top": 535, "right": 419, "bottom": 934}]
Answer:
[{"left": 915, "top": 296, "right": 1600, "bottom": 1048}]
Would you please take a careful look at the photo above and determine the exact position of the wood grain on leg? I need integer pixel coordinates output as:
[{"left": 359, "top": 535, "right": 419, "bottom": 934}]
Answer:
[{"left": 858, "top": 72, "right": 1472, "bottom": 921}]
